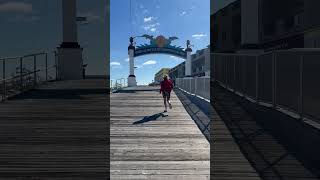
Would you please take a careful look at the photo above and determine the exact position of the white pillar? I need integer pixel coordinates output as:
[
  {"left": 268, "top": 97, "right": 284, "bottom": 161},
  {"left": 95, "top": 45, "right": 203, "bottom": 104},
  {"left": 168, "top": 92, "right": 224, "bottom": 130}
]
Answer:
[
  {"left": 62, "top": 0, "right": 77, "bottom": 43},
  {"left": 127, "top": 46, "right": 137, "bottom": 87},
  {"left": 185, "top": 50, "right": 192, "bottom": 77},
  {"left": 57, "top": 0, "right": 83, "bottom": 80},
  {"left": 129, "top": 49, "right": 134, "bottom": 75}
]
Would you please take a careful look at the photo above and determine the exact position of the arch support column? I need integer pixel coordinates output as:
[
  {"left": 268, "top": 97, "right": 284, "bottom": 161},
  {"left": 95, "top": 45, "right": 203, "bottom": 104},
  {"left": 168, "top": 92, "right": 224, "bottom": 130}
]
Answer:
[
  {"left": 127, "top": 38, "right": 137, "bottom": 87},
  {"left": 185, "top": 40, "right": 193, "bottom": 77},
  {"left": 57, "top": 0, "right": 83, "bottom": 80}
]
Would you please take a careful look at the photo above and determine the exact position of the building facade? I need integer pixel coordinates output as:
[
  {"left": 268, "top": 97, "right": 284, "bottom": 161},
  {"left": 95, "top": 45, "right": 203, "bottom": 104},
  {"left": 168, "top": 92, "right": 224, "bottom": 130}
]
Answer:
[
  {"left": 154, "top": 68, "right": 170, "bottom": 83},
  {"left": 168, "top": 46, "right": 210, "bottom": 82},
  {"left": 211, "top": 0, "right": 320, "bottom": 53},
  {"left": 212, "top": 0, "right": 241, "bottom": 53}
]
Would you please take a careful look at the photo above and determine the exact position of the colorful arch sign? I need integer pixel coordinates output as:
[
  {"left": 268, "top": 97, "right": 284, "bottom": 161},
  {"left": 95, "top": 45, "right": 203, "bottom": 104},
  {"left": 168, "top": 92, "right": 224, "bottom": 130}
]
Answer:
[{"left": 133, "top": 35, "right": 187, "bottom": 59}]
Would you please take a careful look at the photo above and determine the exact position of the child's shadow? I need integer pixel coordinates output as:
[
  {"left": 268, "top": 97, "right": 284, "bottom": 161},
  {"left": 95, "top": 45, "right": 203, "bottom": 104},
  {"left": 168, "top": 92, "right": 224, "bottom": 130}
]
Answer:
[{"left": 133, "top": 113, "right": 168, "bottom": 125}]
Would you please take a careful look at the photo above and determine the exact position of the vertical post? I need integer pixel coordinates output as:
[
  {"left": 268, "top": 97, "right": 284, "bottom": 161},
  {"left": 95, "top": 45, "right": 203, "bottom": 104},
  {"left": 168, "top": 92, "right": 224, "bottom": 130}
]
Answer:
[
  {"left": 299, "top": 54, "right": 304, "bottom": 119},
  {"left": 212, "top": 53, "right": 215, "bottom": 81},
  {"left": 127, "top": 41, "right": 137, "bottom": 87},
  {"left": 272, "top": 52, "right": 277, "bottom": 108},
  {"left": 2, "top": 60, "right": 6, "bottom": 101},
  {"left": 62, "top": 0, "right": 78, "bottom": 43},
  {"left": 185, "top": 51, "right": 192, "bottom": 77},
  {"left": 225, "top": 55, "right": 228, "bottom": 88},
  {"left": 255, "top": 55, "right": 259, "bottom": 102},
  {"left": 204, "top": 77, "right": 206, "bottom": 97},
  {"left": 20, "top": 57, "right": 23, "bottom": 91},
  {"left": 129, "top": 50, "right": 134, "bottom": 76},
  {"left": 233, "top": 55, "right": 236, "bottom": 93},
  {"left": 185, "top": 40, "right": 192, "bottom": 77},
  {"left": 34, "top": 55, "right": 37, "bottom": 86},
  {"left": 189, "top": 78, "right": 192, "bottom": 93},
  {"left": 244, "top": 56, "right": 247, "bottom": 97},
  {"left": 45, "top": 53, "right": 48, "bottom": 81}
]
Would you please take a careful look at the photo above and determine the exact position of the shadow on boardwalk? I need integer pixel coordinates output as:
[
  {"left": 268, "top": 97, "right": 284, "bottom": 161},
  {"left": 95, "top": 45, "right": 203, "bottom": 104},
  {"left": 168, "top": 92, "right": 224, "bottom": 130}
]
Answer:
[
  {"left": 174, "top": 88, "right": 211, "bottom": 141},
  {"left": 0, "top": 79, "right": 108, "bottom": 179},
  {"left": 133, "top": 113, "right": 168, "bottom": 124},
  {"left": 10, "top": 88, "right": 106, "bottom": 100},
  {"left": 212, "top": 82, "right": 319, "bottom": 179}
]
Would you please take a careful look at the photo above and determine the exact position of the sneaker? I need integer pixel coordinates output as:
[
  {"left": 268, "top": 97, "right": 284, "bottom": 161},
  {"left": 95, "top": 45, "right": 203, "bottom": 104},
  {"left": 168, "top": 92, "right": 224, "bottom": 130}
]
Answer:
[{"left": 164, "top": 110, "right": 167, "bottom": 113}]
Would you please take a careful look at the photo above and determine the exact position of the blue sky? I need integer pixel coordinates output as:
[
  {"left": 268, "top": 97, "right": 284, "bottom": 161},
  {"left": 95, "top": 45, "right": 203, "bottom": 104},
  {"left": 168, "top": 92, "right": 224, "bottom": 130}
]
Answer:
[
  {"left": 110, "top": 0, "right": 210, "bottom": 85},
  {"left": 0, "top": 0, "right": 107, "bottom": 75}
]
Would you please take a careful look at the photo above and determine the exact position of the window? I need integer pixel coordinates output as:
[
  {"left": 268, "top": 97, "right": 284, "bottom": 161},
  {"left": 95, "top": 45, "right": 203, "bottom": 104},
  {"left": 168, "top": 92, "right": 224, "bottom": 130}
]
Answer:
[{"left": 294, "top": 13, "right": 303, "bottom": 27}]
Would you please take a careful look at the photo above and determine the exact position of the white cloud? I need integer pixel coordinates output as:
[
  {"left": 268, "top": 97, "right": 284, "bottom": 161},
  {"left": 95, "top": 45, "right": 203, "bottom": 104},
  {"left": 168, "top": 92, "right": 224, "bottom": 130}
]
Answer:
[
  {"left": 143, "top": 22, "right": 160, "bottom": 32},
  {"left": 170, "top": 56, "right": 184, "bottom": 61},
  {"left": 110, "top": 62, "right": 121, "bottom": 66},
  {"left": 192, "top": 33, "right": 207, "bottom": 39},
  {"left": 144, "top": 16, "right": 154, "bottom": 22},
  {"left": 180, "top": 11, "right": 187, "bottom": 16},
  {"left": 179, "top": 6, "right": 196, "bottom": 16},
  {"left": 143, "top": 9, "right": 149, "bottom": 14},
  {"left": 0, "top": 2, "right": 33, "bottom": 13},
  {"left": 143, "top": 60, "right": 157, "bottom": 65}
]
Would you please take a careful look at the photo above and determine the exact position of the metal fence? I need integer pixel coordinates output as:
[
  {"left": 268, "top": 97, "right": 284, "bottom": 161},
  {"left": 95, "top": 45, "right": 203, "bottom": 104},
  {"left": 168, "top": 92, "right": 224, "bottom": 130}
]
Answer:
[
  {"left": 0, "top": 52, "right": 57, "bottom": 101},
  {"left": 110, "top": 78, "right": 127, "bottom": 92},
  {"left": 212, "top": 49, "right": 320, "bottom": 121},
  {"left": 175, "top": 76, "right": 210, "bottom": 100}
]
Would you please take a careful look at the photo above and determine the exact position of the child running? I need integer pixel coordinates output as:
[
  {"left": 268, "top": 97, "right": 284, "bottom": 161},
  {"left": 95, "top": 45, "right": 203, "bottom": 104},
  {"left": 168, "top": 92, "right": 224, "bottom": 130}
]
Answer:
[{"left": 159, "top": 75, "right": 174, "bottom": 112}]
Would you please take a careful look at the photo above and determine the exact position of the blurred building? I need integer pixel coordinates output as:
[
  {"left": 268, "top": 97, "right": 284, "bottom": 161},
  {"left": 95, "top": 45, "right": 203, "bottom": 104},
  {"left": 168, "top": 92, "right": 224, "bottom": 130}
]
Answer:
[
  {"left": 168, "top": 62, "right": 185, "bottom": 82},
  {"left": 154, "top": 68, "right": 170, "bottom": 83},
  {"left": 212, "top": 0, "right": 241, "bottom": 53},
  {"left": 211, "top": 0, "right": 320, "bottom": 53},
  {"left": 169, "top": 46, "right": 210, "bottom": 82}
]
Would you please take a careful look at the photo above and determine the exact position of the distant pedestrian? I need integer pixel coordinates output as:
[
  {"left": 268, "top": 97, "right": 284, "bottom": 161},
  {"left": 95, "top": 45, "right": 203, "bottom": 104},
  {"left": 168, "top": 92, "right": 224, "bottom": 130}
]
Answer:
[{"left": 160, "top": 75, "right": 173, "bottom": 112}]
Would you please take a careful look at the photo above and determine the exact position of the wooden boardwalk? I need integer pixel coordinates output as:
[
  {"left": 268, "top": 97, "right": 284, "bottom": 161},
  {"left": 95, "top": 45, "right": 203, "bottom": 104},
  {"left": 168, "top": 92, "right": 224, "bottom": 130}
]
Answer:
[
  {"left": 212, "top": 82, "right": 319, "bottom": 180},
  {"left": 110, "top": 86, "right": 210, "bottom": 180},
  {"left": 212, "top": 107, "right": 262, "bottom": 180},
  {"left": 0, "top": 79, "right": 108, "bottom": 179}
]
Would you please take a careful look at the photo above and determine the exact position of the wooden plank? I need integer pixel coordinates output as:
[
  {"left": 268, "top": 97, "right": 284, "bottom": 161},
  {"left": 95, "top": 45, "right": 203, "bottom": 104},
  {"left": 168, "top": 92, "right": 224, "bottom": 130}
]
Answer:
[
  {"left": 0, "top": 79, "right": 108, "bottom": 179},
  {"left": 212, "top": 82, "right": 318, "bottom": 179},
  {"left": 110, "top": 88, "right": 210, "bottom": 179}
]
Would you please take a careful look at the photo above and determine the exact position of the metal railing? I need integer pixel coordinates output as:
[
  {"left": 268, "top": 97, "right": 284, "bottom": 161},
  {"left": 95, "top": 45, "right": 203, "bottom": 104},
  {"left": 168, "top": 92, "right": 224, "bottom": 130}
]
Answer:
[
  {"left": 0, "top": 52, "right": 57, "bottom": 101},
  {"left": 110, "top": 78, "right": 127, "bottom": 92},
  {"left": 212, "top": 49, "right": 320, "bottom": 122},
  {"left": 175, "top": 76, "right": 210, "bottom": 101}
]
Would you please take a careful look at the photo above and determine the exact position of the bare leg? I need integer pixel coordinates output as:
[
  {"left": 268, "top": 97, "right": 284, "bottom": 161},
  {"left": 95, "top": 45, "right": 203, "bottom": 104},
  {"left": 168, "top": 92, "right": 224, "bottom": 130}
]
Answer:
[
  {"left": 163, "top": 97, "right": 167, "bottom": 112},
  {"left": 167, "top": 94, "right": 172, "bottom": 109}
]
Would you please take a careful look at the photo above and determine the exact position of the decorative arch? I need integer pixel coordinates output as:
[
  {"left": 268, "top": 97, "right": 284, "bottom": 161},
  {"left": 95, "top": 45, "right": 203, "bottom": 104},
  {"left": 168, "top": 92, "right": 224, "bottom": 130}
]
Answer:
[{"left": 127, "top": 35, "right": 193, "bottom": 87}]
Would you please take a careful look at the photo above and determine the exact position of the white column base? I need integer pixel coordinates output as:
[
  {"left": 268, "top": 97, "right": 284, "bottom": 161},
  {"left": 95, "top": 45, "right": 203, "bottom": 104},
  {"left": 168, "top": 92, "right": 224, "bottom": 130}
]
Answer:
[
  {"left": 128, "top": 76, "right": 137, "bottom": 87},
  {"left": 57, "top": 48, "right": 83, "bottom": 80}
]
